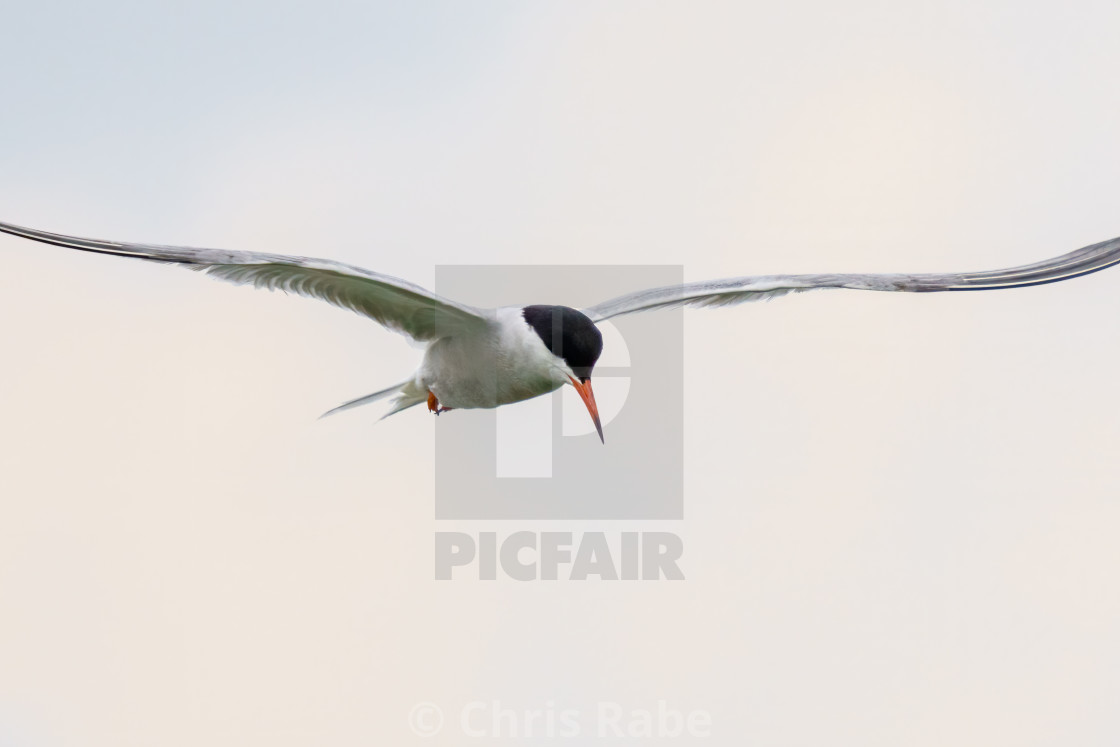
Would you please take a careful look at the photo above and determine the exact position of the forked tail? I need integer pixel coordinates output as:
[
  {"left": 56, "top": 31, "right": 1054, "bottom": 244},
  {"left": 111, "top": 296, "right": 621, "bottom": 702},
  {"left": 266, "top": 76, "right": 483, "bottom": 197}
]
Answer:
[{"left": 319, "top": 380, "right": 427, "bottom": 420}]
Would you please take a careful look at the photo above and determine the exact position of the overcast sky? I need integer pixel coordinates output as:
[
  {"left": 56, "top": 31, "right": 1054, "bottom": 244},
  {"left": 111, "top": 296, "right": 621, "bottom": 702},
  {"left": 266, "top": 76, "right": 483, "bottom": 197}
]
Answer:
[{"left": 1, "top": 1, "right": 1119, "bottom": 744}]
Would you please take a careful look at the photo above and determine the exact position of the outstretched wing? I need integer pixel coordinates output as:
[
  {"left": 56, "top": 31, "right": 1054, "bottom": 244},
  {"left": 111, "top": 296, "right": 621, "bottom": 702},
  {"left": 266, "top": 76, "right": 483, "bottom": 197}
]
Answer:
[
  {"left": 0, "top": 219, "right": 488, "bottom": 341},
  {"left": 583, "top": 234, "right": 1120, "bottom": 322}
]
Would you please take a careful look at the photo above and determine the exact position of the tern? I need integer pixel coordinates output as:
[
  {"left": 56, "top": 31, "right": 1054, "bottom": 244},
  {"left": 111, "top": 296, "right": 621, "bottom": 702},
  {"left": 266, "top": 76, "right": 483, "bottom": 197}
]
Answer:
[{"left": 2, "top": 219, "right": 1119, "bottom": 443}]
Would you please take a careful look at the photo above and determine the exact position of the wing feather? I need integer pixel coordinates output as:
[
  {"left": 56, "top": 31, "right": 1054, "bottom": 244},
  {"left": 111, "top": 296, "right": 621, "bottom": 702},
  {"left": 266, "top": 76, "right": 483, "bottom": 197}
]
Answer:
[
  {"left": 584, "top": 235, "right": 1120, "bottom": 322},
  {"left": 0, "top": 220, "right": 487, "bottom": 341}
]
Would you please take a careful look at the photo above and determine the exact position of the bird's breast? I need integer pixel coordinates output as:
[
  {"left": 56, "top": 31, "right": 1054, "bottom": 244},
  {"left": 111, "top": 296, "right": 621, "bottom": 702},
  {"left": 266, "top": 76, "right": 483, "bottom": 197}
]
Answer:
[{"left": 418, "top": 312, "right": 563, "bottom": 409}]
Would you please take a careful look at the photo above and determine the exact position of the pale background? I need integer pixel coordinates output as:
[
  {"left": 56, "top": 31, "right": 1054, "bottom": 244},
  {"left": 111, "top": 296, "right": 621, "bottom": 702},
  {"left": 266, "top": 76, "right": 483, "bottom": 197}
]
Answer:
[{"left": 1, "top": 1, "right": 1119, "bottom": 744}]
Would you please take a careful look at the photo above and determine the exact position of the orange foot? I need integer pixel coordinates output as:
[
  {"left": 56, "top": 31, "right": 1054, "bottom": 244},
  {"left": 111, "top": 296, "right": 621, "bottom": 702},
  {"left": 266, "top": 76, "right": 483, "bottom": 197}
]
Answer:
[{"left": 427, "top": 391, "right": 453, "bottom": 416}]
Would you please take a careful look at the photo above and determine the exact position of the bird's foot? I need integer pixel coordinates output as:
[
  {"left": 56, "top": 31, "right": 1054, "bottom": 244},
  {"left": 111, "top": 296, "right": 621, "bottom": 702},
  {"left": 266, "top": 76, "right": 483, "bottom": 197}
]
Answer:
[{"left": 427, "top": 391, "right": 454, "bottom": 416}]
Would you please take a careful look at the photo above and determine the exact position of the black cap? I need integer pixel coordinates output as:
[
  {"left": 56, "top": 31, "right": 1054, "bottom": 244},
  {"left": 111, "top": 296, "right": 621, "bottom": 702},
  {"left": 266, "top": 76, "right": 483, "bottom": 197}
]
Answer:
[{"left": 522, "top": 305, "right": 603, "bottom": 381}]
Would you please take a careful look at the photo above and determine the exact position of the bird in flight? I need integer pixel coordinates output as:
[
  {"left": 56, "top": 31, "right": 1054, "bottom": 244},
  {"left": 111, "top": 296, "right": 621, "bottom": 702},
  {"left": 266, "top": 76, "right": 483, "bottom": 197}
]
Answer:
[{"left": 2, "top": 219, "right": 1119, "bottom": 443}]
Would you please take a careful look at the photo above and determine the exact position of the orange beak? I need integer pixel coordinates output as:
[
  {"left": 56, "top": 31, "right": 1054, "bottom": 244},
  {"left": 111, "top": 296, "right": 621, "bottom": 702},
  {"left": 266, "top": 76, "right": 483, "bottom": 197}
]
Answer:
[{"left": 569, "top": 375, "right": 604, "bottom": 444}]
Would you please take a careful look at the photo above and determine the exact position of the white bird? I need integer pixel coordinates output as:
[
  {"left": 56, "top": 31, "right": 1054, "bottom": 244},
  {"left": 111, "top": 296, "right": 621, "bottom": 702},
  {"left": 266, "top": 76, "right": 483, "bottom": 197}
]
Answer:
[{"left": 3, "top": 218, "right": 1119, "bottom": 443}]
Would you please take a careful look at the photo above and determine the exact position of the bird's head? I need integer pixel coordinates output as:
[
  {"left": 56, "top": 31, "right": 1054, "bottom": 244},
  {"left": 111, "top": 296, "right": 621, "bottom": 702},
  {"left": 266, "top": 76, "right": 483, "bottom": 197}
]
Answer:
[{"left": 522, "top": 305, "right": 605, "bottom": 443}]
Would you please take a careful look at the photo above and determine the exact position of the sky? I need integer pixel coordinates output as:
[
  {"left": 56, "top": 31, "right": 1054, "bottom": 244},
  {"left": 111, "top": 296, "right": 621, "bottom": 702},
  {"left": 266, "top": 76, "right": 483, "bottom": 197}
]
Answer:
[{"left": 1, "top": 1, "right": 1119, "bottom": 744}]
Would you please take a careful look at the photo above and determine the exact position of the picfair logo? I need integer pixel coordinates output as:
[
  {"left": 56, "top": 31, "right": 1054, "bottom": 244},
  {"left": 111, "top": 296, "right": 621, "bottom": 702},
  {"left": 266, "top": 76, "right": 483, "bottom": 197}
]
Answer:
[{"left": 433, "top": 264, "right": 684, "bottom": 521}]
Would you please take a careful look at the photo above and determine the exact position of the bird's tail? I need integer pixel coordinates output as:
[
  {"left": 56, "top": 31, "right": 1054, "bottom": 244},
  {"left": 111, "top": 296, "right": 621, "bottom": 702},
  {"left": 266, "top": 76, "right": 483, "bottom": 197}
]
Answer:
[{"left": 319, "top": 380, "right": 426, "bottom": 420}]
